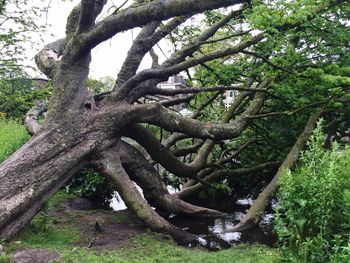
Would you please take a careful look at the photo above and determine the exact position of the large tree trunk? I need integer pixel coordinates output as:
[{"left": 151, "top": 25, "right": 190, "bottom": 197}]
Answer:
[{"left": 0, "top": 129, "right": 93, "bottom": 238}]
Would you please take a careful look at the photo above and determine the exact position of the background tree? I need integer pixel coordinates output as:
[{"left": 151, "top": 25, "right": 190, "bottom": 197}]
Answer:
[{"left": 0, "top": 0, "right": 48, "bottom": 119}]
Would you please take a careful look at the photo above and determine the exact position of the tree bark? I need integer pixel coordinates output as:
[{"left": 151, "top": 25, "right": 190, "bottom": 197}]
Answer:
[
  {"left": 117, "top": 140, "right": 227, "bottom": 218},
  {"left": 0, "top": 130, "right": 93, "bottom": 239},
  {"left": 93, "top": 144, "right": 197, "bottom": 244}
]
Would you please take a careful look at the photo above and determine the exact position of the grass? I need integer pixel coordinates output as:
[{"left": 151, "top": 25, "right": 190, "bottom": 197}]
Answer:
[
  {"left": 47, "top": 191, "right": 75, "bottom": 208},
  {"left": 61, "top": 236, "right": 279, "bottom": 262},
  {"left": 3, "top": 218, "right": 280, "bottom": 263},
  {"left": 7, "top": 229, "right": 279, "bottom": 263},
  {"left": 0, "top": 254, "right": 10, "bottom": 263},
  {"left": 0, "top": 119, "right": 30, "bottom": 163},
  {"left": 1, "top": 191, "right": 281, "bottom": 262}
]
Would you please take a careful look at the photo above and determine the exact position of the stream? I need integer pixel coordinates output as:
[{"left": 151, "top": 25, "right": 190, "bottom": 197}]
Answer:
[{"left": 107, "top": 189, "right": 277, "bottom": 251}]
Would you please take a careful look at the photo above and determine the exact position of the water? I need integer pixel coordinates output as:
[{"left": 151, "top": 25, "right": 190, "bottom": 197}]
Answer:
[
  {"left": 107, "top": 190, "right": 277, "bottom": 250},
  {"left": 168, "top": 204, "right": 276, "bottom": 250}
]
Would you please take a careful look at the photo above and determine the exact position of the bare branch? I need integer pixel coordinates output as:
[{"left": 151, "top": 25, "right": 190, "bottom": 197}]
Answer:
[
  {"left": 115, "top": 16, "right": 188, "bottom": 88},
  {"left": 175, "top": 161, "right": 281, "bottom": 199},
  {"left": 112, "top": 33, "right": 265, "bottom": 101},
  {"left": 191, "top": 91, "right": 223, "bottom": 119},
  {"left": 232, "top": 109, "right": 323, "bottom": 231},
  {"left": 150, "top": 84, "right": 266, "bottom": 96},
  {"left": 172, "top": 140, "right": 205, "bottom": 157},
  {"left": 161, "top": 94, "right": 195, "bottom": 107},
  {"left": 112, "top": 8, "right": 249, "bottom": 101},
  {"left": 242, "top": 51, "right": 294, "bottom": 74},
  {"left": 24, "top": 101, "right": 48, "bottom": 135},
  {"left": 149, "top": 48, "right": 160, "bottom": 68},
  {"left": 245, "top": 100, "right": 329, "bottom": 119}
]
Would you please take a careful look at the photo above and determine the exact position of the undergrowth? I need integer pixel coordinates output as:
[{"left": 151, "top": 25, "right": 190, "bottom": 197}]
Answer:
[{"left": 275, "top": 121, "right": 350, "bottom": 262}]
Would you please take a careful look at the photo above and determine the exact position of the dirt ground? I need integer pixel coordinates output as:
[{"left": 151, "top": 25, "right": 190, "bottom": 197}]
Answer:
[{"left": 10, "top": 198, "right": 147, "bottom": 262}]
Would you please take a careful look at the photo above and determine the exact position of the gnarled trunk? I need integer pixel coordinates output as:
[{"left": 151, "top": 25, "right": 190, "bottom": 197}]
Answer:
[{"left": 0, "top": 129, "right": 93, "bottom": 238}]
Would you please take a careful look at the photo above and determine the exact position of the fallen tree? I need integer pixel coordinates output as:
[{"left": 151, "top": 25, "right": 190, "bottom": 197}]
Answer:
[{"left": 0, "top": 0, "right": 348, "bottom": 243}]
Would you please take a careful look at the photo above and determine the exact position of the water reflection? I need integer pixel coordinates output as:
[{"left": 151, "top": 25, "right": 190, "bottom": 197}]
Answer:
[{"left": 108, "top": 191, "right": 276, "bottom": 250}]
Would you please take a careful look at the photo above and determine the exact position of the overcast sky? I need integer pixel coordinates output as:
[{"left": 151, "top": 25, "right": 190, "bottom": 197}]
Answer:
[{"left": 28, "top": 0, "right": 171, "bottom": 79}]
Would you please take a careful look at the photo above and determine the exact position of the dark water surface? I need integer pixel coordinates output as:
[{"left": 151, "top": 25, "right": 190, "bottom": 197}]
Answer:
[
  {"left": 106, "top": 190, "right": 277, "bottom": 251},
  {"left": 168, "top": 199, "right": 277, "bottom": 250}
]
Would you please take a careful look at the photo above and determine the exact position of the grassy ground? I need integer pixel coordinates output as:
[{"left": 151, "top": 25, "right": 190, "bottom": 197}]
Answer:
[
  {"left": 0, "top": 192, "right": 281, "bottom": 263},
  {"left": 0, "top": 119, "right": 30, "bottom": 163}
]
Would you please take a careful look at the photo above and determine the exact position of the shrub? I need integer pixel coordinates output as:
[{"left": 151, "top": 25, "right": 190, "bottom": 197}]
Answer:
[
  {"left": 274, "top": 122, "right": 350, "bottom": 262},
  {"left": 64, "top": 168, "right": 114, "bottom": 202},
  {"left": 0, "top": 119, "right": 30, "bottom": 163}
]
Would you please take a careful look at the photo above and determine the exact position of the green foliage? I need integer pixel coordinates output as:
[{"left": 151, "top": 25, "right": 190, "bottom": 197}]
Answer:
[
  {"left": 0, "top": 0, "right": 46, "bottom": 76},
  {"left": 86, "top": 76, "right": 115, "bottom": 95},
  {"left": 0, "top": 73, "right": 51, "bottom": 119},
  {"left": 0, "top": 254, "right": 10, "bottom": 263},
  {"left": 30, "top": 201, "right": 52, "bottom": 233},
  {"left": 64, "top": 168, "right": 114, "bottom": 201},
  {"left": 274, "top": 121, "right": 350, "bottom": 262},
  {"left": 0, "top": 119, "right": 30, "bottom": 163}
]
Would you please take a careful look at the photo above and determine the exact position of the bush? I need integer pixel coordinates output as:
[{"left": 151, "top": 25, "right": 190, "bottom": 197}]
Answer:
[
  {"left": 0, "top": 119, "right": 30, "bottom": 163},
  {"left": 64, "top": 168, "right": 114, "bottom": 202},
  {"left": 274, "top": 122, "right": 350, "bottom": 262}
]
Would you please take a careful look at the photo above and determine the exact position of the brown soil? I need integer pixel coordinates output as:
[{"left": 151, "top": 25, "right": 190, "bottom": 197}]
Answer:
[
  {"left": 73, "top": 210, "right": 146, "bottom": 250},
  {"left": 10, "top": 198, "right": 147, "bottom": 263},
  {"left": 11, "top": 248, "right": 60, "bottom": 263},
  {"left": 54, "top": 199, "right": 147, "bottom": 250}
]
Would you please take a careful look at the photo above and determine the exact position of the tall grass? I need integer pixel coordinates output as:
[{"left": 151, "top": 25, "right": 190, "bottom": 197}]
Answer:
[{"left": 0, "top": 119, "right": 30, "bottom": 163}]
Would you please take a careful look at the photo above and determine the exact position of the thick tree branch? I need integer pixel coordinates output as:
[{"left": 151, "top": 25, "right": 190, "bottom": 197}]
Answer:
[
  {"left": 135, "top": 88, "right": 266, "bottom": 141},
  {"left": 92, "top": 145, "right": 197, "bottom": 244},
  {"left": 117, "top": 140, "right": 226, "bottom": 218},
  {"left": 82, "top": 0, "right": 248, "bottom": 52},
  {"left": 150, "top": 84, "right": 267, "bottom": 96},
  {"left": 125, "top": 124, "right": 198, "bottom": 178},
  {"left": 115, "top": 16, "right": 188, "bottom": 88},
  {"left": 35, "top": 38, "right": 65, "bottom": 78},
  {"left": 176, "top": 161, "right": 281, "bottom": 200},
  {"left": 232, "top": 109, "right": 323, "bottom": 231},
  {"left": 77, "top": 0, "right": 97, "bottom": 33}
]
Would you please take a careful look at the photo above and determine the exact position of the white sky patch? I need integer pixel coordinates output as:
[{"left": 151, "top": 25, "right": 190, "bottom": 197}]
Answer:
[{"left": 24, "top": 0, "right": 172, "bottom": 79}]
